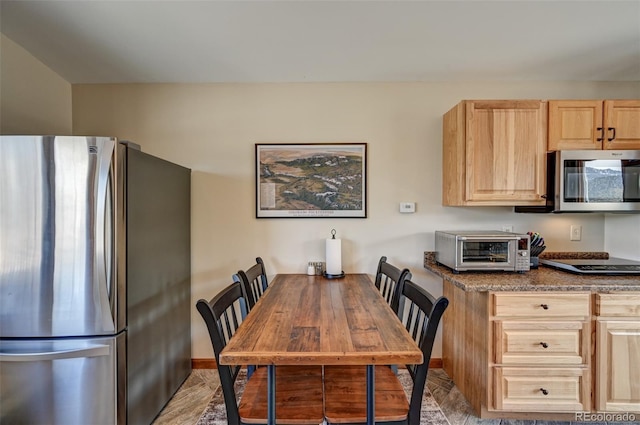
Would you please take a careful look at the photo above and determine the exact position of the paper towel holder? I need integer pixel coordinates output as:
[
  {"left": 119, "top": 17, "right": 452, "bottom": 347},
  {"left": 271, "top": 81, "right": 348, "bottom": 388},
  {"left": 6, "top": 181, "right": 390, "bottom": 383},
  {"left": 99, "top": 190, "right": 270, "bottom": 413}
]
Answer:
[{"left": 324, "top": 229, "right": 345, "bottom": 279}]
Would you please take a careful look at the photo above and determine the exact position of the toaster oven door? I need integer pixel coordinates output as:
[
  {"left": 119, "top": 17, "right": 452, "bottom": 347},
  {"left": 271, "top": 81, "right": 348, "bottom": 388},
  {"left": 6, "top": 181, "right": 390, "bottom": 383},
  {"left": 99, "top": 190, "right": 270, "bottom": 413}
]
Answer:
[{"left": 459, "top": 239, "right": 514, "bottom": 268}]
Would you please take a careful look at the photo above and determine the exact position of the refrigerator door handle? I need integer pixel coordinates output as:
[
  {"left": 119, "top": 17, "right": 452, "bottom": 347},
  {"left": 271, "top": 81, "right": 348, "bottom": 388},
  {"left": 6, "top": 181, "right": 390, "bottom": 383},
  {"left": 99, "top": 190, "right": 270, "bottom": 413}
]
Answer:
[
  {"left": 114, "top": 142, "right": 126, "bottom": 332},
  {"left": 106, "top": 156, "right": 114, "bottom": 303},
  {"left": 94, "top": 138, "right": 118, "bottom": 331},
  {"left": 0, "top": 344, "right": 110, "bottom": 362}
]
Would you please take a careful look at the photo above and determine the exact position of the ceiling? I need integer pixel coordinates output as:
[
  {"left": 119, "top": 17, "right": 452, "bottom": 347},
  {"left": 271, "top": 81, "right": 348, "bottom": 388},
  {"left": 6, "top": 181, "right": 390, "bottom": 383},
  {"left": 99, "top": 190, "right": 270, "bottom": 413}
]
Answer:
[{"left": 1, "top": 1, "right": 639, "bottom": 84}]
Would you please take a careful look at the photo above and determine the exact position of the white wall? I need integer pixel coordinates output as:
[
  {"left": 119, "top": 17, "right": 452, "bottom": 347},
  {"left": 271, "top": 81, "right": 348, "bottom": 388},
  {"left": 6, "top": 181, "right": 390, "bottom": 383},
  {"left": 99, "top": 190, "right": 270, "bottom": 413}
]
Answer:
[
  {"left": 604, "top": 215, "right": 640, "bottom": 260},
  {"left": 71, "top": 81, "right": 639, "bottom": 360},
  {"left": 0, "top": 34, "right": 72, "bottom": 135}
]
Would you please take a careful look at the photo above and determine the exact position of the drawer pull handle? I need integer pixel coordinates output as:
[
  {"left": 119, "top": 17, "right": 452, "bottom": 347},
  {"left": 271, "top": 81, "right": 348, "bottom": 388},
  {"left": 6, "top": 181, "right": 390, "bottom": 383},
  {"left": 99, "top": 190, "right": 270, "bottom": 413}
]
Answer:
[
  {"left": 540, "top": 342, "right": 549, "bottom": 348},
  {"left": 540, "top": 304, "right": 549, "bottom": 310},
  {"left": 540, "top": 388, "right": 549, "bottom": 395}
]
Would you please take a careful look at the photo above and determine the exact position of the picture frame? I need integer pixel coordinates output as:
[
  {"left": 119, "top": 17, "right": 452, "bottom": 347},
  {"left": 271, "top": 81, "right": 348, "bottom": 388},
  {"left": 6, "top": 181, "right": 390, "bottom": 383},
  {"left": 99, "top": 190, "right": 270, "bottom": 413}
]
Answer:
[{"left": 255, "top": 143, "right": 367, "bottom": 218}]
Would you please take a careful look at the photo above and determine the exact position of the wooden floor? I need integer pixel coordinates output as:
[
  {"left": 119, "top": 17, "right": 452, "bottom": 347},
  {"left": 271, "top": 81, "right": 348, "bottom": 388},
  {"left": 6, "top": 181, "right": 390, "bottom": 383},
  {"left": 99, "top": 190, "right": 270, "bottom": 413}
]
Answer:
[{"left": 151, "top": 368, "right": 617, "bottom": 425}]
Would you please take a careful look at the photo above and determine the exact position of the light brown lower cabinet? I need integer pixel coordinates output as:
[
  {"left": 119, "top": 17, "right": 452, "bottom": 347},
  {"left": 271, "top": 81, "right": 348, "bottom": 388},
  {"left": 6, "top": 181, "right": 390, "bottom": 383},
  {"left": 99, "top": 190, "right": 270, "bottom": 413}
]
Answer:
[
  {"left": 596, "top": 293, "right": 640, "bottom": 413},
  {"left": 490, "top": 292, "right": 591, "bottom": 414},
  {"left": 442, "top": 284, "right": 640, "bottom": 419}
]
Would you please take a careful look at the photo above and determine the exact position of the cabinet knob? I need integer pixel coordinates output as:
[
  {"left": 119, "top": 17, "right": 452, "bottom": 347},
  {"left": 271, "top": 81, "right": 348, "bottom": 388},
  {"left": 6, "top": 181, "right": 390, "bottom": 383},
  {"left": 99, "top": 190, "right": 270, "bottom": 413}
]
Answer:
[
  {"left": 540, "top": 388, "right": 549, "bottom": 395},
  {"left": 540, "top": 304, "right": 549, "bottom": 310},
  {"left": 597, "top": 127, "right": 604, "bottom": 142},
  {"left": 540, "top": 342, "right": 549, "bottom": 348},
  {"left": 608, "top": 127, "right": 616, "bottom": 142}
]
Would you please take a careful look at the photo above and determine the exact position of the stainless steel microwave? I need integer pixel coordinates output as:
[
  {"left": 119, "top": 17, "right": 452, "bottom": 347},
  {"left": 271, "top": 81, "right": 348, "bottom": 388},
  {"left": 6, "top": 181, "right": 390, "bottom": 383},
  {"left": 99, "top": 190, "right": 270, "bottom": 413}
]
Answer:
[
  {"left": 435, "top": 231, "right": 530, "bottom": 273},
  {"left": 554, "top": 150, "right": 640, "bottom": 212},
  {"left": 515, "top": 150, "right": 640, "bottom": 213}
]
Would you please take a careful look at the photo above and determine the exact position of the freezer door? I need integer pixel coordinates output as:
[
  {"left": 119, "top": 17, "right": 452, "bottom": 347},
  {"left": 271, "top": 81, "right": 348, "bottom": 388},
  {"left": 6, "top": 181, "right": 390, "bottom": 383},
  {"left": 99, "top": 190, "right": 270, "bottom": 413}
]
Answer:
[
  {"left": 0, "top": 136, "right": 122, "bottom": 337},
  {"left": 0, "top": 334, "right": 123, "bottom": 425}
]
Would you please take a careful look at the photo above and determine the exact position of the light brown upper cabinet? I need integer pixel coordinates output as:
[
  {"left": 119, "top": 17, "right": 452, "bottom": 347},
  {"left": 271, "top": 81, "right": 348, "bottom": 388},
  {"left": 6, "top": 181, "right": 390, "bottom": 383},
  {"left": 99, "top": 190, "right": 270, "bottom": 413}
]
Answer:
[
  {"left": 548, "top": 100, "right": 640, "bottom": 150},
  {"left": 443, "top": 100, "right": 547, "bottom": 206}
]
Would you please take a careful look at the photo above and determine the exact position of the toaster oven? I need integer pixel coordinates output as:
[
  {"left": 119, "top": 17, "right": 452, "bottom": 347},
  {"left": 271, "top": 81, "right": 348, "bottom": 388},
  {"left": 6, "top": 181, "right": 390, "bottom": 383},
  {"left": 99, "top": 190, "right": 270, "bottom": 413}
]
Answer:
[{"left": 435, "top": 230, "right": 530, "bottom": 273}]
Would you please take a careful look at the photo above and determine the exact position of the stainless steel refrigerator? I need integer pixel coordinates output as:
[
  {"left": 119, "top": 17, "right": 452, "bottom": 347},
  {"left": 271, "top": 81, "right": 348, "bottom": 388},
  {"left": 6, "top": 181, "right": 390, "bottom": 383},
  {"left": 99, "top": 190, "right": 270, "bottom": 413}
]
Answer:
[{"left": 0, "top": 136, "right": 191, "bottom": 425}]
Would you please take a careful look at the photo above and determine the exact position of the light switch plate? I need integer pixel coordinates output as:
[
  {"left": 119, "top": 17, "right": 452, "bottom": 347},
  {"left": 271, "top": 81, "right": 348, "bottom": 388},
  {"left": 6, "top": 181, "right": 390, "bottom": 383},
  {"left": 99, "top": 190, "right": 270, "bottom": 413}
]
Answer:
[
  {"left": 400, "top": 202, "right": 416, "bottom": 213},
  {"left": 570, "top": 225, "right": 582, "bottom": 241}
]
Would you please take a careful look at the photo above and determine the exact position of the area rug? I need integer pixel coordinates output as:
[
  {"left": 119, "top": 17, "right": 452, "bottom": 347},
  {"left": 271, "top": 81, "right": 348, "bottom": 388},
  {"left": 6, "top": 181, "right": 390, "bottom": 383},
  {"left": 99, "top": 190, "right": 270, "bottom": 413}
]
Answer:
[{"left": 197, "top": 368, "right": 451, "bottom": 425}]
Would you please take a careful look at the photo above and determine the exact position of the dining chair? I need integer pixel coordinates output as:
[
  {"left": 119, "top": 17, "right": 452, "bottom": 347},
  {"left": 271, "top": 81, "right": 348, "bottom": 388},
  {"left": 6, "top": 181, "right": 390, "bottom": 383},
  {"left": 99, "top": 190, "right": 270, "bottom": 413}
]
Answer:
[
  {"left": 374, "top": 256, "right": 412, "bottom": 317},
  {"left": 196, "top": 281, "right": 324, "bottom": 425},
  {"left": 232, "top": 257, "right": 269, "bottom": 379},
  {"left": 323, "top": 280, "right": 449, "bottom": 425},
  {"left": 233, "top": 257, "right": 269, "bottom": 311}
]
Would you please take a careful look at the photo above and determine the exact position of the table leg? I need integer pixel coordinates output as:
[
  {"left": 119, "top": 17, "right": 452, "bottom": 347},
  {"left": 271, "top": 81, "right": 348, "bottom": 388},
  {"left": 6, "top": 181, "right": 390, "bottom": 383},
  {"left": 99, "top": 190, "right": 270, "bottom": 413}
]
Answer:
[
  {"left": 366, "top": 364, "right": 375, "bottom": 425},
  {"left": 267, "top": 365, "right": 276, "bottom": 425}
]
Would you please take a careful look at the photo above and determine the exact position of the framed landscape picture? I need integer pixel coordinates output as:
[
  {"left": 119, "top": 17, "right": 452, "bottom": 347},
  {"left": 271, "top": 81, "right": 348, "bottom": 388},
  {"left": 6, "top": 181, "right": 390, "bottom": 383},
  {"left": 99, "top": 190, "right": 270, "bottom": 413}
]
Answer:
[{"left": 255, "top": 143, "right": 367, "bottom": 218}]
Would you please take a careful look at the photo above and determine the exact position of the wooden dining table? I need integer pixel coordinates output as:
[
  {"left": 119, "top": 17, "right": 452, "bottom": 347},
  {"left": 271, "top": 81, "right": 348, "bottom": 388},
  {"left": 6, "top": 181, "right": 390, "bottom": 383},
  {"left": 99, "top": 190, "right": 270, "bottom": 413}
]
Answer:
[{"left": 218, "top": 273, "right": 423, "bottom": 425}]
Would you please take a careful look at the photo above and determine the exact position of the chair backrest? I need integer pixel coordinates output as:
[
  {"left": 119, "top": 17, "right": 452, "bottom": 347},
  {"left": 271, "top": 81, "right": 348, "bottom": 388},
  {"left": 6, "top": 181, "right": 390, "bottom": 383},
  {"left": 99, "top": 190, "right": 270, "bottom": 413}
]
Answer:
[
  {"left": 374, "top": 256, "right": 412, "bottom": 316},
  {"left": 399, "top": 280, "right": 449, "bottom": 425},
  {"left": 233, "top": 257, "right": 268, "bottom": 310},
  {"left": 196, "top": 282, "right": 248, "bottom": 425}
]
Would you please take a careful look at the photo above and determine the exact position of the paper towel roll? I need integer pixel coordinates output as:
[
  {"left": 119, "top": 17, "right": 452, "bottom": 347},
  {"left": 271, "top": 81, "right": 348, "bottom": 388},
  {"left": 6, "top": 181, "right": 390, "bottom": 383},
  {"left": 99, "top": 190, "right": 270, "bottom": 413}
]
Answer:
[{"left": 326, "top": 237, "right": 342, "bottom": 275}]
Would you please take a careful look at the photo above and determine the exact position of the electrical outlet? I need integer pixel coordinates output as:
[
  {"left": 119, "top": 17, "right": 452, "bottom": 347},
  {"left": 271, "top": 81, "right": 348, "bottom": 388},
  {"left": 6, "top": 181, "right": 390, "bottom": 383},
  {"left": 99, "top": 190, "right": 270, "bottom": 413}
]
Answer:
[
  {"left": 399, "top": 202, "right": 416, "bottom": 213},
  {"left": 570, "top": 225, "right": 582, "bottom": 241},
  {"left": 501, "top": 225, "right": 514, "bottom": 233}
]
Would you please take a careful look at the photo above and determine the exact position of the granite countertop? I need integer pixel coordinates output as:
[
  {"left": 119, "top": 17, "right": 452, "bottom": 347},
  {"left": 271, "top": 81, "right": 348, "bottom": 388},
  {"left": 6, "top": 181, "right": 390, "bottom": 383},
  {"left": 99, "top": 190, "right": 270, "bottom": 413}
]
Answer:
[{"left": 423, "top": 252, "right": 640, "bottom": 292}]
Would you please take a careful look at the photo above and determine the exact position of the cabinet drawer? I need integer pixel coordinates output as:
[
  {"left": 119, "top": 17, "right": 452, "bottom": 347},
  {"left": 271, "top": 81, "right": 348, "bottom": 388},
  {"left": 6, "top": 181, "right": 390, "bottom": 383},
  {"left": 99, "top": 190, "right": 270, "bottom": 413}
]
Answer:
[
  {"left": 492, "top": 293, "right": 590, "bottom": 318},
  {"left": 494, "top": 321, "right": 589, "bottom": 365},
  {"left": 493, "top": 367, "right": 589, "bottom": 412},
  {"left": 596, "top": 293, "right": 640, "bottom": 317}
]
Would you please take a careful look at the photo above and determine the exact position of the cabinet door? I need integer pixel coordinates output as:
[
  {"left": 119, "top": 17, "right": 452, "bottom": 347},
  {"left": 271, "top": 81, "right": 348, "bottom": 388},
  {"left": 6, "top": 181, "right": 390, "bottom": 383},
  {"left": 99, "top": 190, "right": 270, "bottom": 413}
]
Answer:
[
  {"left": 596, "top": 320, "right": 640, "bottom": 412},
  {"left": 465, "top": 101, "right": 547, "bottom": 204},
  {"left": 548, "top": 100, "right": 603, "bottom": 150},
  {"left": 604, "top": 100, "right": 640, "bottom": 150}
]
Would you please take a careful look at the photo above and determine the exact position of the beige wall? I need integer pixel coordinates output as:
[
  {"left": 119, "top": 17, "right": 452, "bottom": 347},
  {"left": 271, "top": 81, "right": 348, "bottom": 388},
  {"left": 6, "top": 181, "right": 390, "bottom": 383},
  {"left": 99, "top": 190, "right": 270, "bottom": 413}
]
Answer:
[
  {"left": 0, "top": 34, "right": 72, "bottom": 135},
  {"left": 3, "top": 36, "right": 638, "bottom": 359},
  {"left": 72, "top": 81, "right": 639, "bottom": 359}
]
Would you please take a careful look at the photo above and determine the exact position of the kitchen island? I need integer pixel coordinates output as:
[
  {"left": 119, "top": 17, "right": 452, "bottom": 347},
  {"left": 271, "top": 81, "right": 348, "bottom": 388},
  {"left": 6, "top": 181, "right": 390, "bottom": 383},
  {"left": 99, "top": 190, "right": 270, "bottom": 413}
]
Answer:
[{"left": 424, "top": 252, "right": 640, "bottom": 420}]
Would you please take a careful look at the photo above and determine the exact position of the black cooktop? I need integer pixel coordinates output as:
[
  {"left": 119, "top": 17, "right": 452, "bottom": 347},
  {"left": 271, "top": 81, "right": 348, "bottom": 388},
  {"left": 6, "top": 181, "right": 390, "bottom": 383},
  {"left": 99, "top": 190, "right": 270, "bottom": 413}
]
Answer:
[{"left": 540, "top": 257, "right": 640, "bottom": 275}]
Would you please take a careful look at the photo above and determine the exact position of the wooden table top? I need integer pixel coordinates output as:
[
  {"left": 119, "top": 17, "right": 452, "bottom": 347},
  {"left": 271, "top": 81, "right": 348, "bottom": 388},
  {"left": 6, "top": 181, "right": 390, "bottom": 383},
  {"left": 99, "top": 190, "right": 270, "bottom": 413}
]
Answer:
[{"left": 218, "top": 273, "right": 423, "bottom": 366}]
